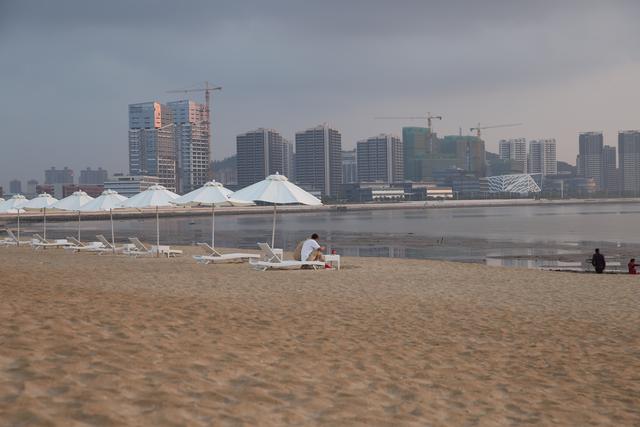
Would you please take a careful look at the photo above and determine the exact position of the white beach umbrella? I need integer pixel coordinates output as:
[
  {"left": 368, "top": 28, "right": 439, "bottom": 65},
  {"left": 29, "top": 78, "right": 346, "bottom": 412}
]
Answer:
[
  {"left": 120, "top": 184, "right": 179, "bottom": 256},
  {"left": 79, "top": 190, "right": 128, "bottom": 253},
  {"left": 232, "top": 172, "right": 322, "bottom": 247},
  {"left": 51, "top": 191, "right": 94, "bottom": 241},
  {"left": 0, "top": 194, "right": 28, "bottom": 245},
  {"left": 171, "top": 181, "right": 254, "bottom": 248},
  {"left": 23, "top": 193, "right": 58, "bottom": 240}
]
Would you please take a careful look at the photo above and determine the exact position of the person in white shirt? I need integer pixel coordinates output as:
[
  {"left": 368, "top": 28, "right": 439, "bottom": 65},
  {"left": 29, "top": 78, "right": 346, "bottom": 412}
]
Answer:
[{"left": 300, "top": 233, "right": 325, "bottom": 262}]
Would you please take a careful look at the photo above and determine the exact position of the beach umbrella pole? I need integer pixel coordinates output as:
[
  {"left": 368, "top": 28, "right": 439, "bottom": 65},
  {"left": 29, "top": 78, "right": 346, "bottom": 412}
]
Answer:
[
  {"left": 17, "top": 209, "right": 21, "bottom": 247},
  {"left": 156, "top": 206, "right": 160, "bottom": 258},
  {"left": 110, "top": 208, "right": 115, "bottom": 254},
  {"left": 78, "top": 211, "right": 81, "bottom": 241},
  {"left": 211, "top": 205, "right": 215, "bottom": 248},
  {"left": 271, "top": 204, "right": 277, "bottom": 247},
  {"left": 43, "top": 207, "right": 47, "bottom": 241}
]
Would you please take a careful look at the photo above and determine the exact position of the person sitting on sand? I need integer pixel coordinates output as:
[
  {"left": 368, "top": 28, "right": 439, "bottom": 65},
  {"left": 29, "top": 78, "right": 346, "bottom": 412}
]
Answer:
[
  {"left": 592, "top": 248, "right": 606, "bottom": 274},
  {"left": 301, "top": 233, "right": 325, "bottom": 262},
  {"left": 628, "top": 258, "right": 639, "bottom": 274}
]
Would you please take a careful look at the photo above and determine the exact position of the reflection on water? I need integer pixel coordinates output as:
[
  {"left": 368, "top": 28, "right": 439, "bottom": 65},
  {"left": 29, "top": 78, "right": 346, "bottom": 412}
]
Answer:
[{"left": 15, "top": 202, "right": 640, "bottom": 269}]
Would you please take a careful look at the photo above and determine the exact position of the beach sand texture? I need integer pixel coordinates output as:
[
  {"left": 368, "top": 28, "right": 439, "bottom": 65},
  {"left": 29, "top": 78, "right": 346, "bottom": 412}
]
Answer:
[{"left": 1, "top": 246, "right": 639, "bottom": 426}]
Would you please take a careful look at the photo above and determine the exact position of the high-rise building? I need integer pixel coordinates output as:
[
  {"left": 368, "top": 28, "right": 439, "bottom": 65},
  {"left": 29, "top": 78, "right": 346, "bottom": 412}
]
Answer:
[
  {"left": 9, "top": 179, "right": 22, "bottom": 195},
  {"left": 79, "top": 167, "right": 108, "bottom": 185},
  {"left": 167, "top": 100, "right": 210, "bottom": 193},
  {"left": 26, "top": 179, "right": 38, "bottom": 197},
  {"left": 499, "top": 138, "right": 527, "bottom": 173},
  {"left": 578, "top": 132, "right": 603, "bottom": 190},
  {"left": 528, "top": 139, "right": 557, "bottom": 176},
  {"left": 402, "top": 127, "right": 459, "bottom": 181},
  {"left": 284, "top": 141, "right": 294, "bottom": 180},
  {"left": 236, "top": 128, "right": 292, "bottom": 187},
  {"left": 618, "top": 130, "right": 640, "bottom": 196},
  {"left": 441, "top": 136, "right": 486, "bottom": 178},
  {"left": 356, "top": 134, "right": 403, "bottom": 183},
  {"left": 341, "top": 150, "right": 358, "bottom": 184},
  {"left": 602, "top": 145, "right": 618, "bottom": 196},
  {"left": 128, "top": 102, "right": 177, "bottom": 191},
  {"left": 295, "top": 124, "right": 342, "bottom": 197},
  {"left": 45, "top": 167, "right": 74, "bottom": 185}
]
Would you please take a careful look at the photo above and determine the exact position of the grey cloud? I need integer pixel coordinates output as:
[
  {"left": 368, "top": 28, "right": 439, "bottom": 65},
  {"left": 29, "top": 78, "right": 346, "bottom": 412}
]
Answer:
[{"left": 1, "top": 1, "right": 640, "bottom": 187}]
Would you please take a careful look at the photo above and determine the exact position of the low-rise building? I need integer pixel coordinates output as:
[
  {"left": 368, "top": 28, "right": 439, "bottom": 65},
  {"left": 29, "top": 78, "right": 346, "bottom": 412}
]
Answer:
[{"left": 103, "top": 175, "right": 160, "bottom": 198}]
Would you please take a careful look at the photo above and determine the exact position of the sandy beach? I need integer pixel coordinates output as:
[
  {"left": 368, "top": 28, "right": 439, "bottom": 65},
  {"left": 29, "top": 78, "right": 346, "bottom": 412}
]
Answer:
[{"left": 1, "top": 245, "right": 639, "bottom": 426}]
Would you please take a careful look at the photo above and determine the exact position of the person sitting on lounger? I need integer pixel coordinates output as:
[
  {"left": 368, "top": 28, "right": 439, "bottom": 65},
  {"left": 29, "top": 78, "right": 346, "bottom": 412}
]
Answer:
[{"left": 300, "top": 233, "right": 325, "bottom": 262}]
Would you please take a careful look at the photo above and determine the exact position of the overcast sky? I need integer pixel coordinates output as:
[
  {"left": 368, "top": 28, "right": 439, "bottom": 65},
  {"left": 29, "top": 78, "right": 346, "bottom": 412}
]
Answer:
[{"left": 1, "top": 0, "right": 640, "bottom": 189}]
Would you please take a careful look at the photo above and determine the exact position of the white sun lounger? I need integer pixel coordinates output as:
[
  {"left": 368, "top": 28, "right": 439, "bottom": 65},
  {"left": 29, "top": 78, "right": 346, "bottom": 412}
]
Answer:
[
  {"left": 250, "top": 242, "right": 325, "bottom": 271},
  {"left": 31, "top": 234, "right": 74, "bottom": 250},
  {"left": 0, "top": 230, "right": 28, "bottom": 246},
  {"left": 64, "top": 236, "right": 107, "bottom": 253},
  {"left": 192, "top": 243, "right": 261, "bottom": 264},
  {"left": 7, "top": 230, "right": 31, "bottom": 246},
  {"left": 128, "top": 237, "right": 183, "bottom": 258},
  {"left": 96, "top": 235, "right": 135, "bottom": 254}
]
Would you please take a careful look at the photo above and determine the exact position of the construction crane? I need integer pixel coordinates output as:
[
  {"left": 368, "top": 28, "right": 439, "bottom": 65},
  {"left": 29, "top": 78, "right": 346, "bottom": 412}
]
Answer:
[
  {"left": 469, "top": 122, "right": 522, "bottom": 138},
  {"left": 167, "top": 81, "right": 222, "bottom": 130},
  {"left": 375, "top": 112, "right": 443, "bottom": 132}
]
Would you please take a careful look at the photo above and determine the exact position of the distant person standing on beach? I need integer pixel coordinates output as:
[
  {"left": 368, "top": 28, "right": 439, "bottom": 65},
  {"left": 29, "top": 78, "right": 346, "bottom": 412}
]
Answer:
[
  {"left": 592, "top": 248, "right": 606, "bottom": 274},
  {"left": 628, "top": 258, "right": 639, "bottom": 274}
]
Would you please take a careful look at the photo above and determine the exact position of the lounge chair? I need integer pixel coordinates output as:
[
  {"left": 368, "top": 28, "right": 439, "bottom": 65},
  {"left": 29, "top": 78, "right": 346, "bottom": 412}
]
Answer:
[
  {"left": 96, "top": 235, "right": 135, "bottom": 254},
  {"left": 192, "top": 242, "right": 261, "bottom": 264},
  {"left": 64, "top": 236, "right": 107, "bottom": 253},
  {"left": 0, "top": 230, "right": 26, "bottom": 246},
  {"left": 0, "top": 232, "right": 14, "bottom": 246},
  {"left": 249, "top": 242, "right": 325, "bottom": 271},
  {"left": 7, "top": 230, "right": 31, "bottom": 246},
  {"left": 31, "top": 234, "right": 74, "bottom": 250},
  {"left": 128, "top": 237, "right": 183, "bottom": 258}
]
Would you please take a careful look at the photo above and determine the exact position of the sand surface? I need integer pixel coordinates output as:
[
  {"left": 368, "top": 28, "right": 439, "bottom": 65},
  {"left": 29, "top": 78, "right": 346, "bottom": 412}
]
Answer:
[{"left": 1, "top": 245, "right": 639, "bottom": 426}]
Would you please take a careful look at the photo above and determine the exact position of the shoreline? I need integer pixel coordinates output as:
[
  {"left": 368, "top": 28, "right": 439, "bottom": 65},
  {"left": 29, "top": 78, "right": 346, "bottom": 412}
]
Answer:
[{"left": 1, "top": 196, "right": 640, "bottom": 223}]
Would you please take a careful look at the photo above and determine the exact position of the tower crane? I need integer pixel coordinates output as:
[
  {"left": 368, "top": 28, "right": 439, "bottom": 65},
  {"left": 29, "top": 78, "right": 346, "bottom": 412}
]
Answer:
[
  {"left": 167, "top": 81, "right": 222, "bottom": 131},
  {"left": 469, "top": 122, "right": 522, "bottom": 138},
  {"left": 375, "top": 112, "right": 443, "bottom": 132}
]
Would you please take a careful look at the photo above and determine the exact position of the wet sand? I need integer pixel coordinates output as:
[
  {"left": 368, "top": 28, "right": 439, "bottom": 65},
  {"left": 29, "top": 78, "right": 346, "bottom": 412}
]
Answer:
[{"left": 1, "top": 245, "right": 639, "bottom": 425}]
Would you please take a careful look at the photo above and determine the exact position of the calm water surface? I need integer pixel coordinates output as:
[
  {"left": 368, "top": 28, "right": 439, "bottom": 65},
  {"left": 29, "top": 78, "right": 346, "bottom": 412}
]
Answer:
[{"left": 34, "top": 202, "right": 640, "bottom": 266}]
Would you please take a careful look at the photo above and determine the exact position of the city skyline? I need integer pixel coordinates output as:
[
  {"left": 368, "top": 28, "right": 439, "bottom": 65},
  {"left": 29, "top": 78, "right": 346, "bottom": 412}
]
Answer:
[{"left": 2, "top": 1, "right": 640, "bottom": 187}]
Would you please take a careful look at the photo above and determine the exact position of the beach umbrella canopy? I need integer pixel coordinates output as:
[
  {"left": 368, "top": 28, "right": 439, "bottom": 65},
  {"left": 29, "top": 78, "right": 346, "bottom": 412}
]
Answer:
[
  {"left": 50, "top": 191, "right": 94, "bottom": 241},
  {"left": 24, "top": 193, "right": 58, "bottom": 240},
  {"left": 0, "top": 194, "right": 28, "bottom": 244},
  {"left": 51, "top": 190, "right": 94, "bottom": 211},
  {"left": 120, "top": 185, "right": 179, "bottom": 255},
  {"left": 79, "top": 189, "right": 128, "bottom": 252},
  {"left": 172, "top": 181, "right": 254, "bottom": 247},
  {"left": 232, "top": 173, "right": 322, "bottom": 247},
  {"left": 0, "top": 194, "right": 28, "bottom": 213}
]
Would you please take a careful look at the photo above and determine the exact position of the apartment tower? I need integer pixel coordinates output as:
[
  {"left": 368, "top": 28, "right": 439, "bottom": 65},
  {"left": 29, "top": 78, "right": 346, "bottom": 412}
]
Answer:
[
  {"left": 167, "top": 100, "right": 210, "bottom": 193},
  {"left": 356, "top": 134, "right": 403, "bottom": 183},
  {"left": 128, "top": 102, "right": 177, "bottom": 191},
  {"left": 528, "top": 139, "right": 557, "bottom": 176},
  {"left": 498, "top": 138, "right": 528, "bottom": 173},
  {"left": 578, "top": 132, "right": 604, "bottom": 190},
  {"left": 295, "top": 124, "right": 342, "bottom": 197},
  {"left": 236, "top": 128, "right": 292, "bottom": 187},
  {"left": 619, "top": 130, "right": 640, "bottom": 196}
]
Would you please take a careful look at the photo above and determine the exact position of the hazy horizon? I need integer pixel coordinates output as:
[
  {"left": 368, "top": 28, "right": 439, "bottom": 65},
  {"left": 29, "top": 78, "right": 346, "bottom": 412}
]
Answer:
[{"left": 2, "top": 0, "right": 640, "bottom": 189}]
